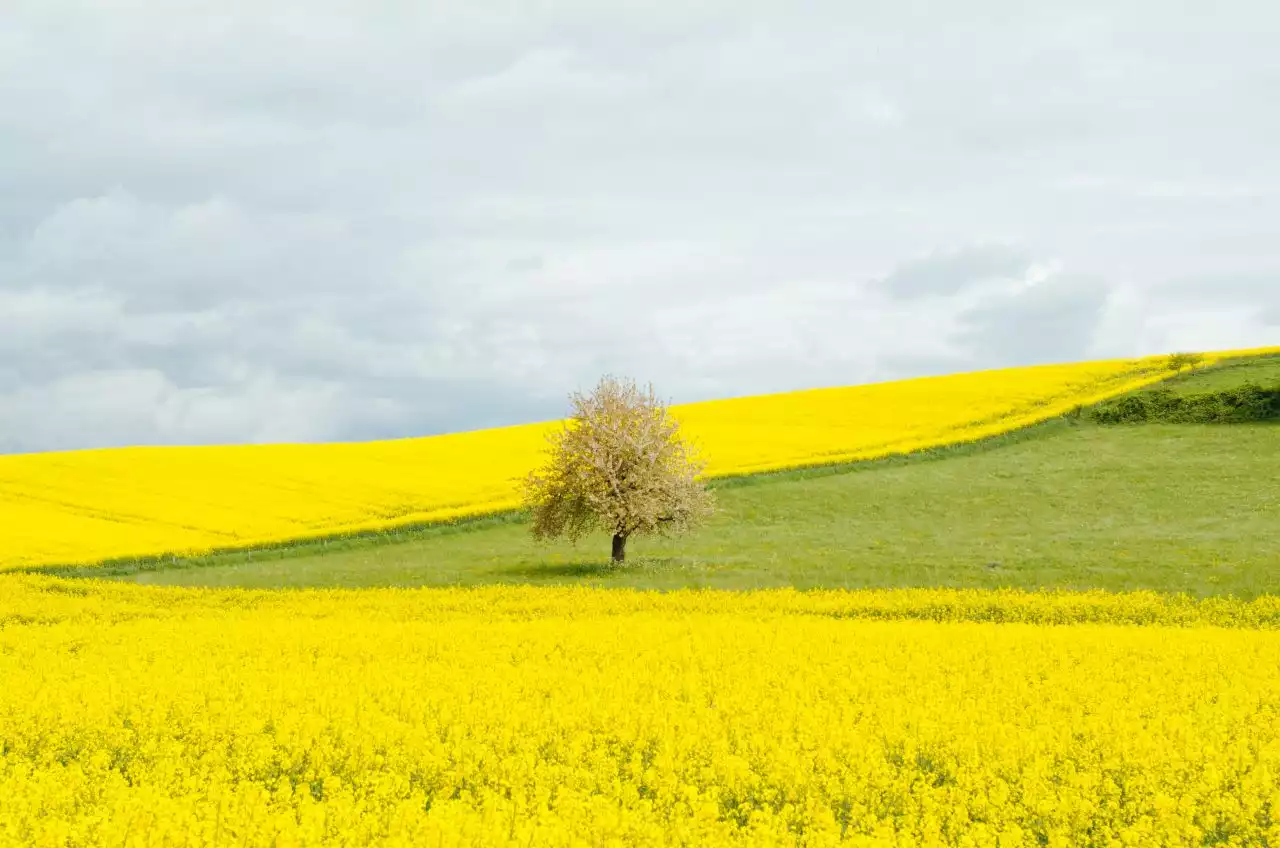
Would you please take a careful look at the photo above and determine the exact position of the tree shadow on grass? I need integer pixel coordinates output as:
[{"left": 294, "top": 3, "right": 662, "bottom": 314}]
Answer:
[
  {"left": 497, "top": 561, "right": 622, "bottom": 580},
  {"left": 494, "top": 556, "right": 716, "bottom": 581}
]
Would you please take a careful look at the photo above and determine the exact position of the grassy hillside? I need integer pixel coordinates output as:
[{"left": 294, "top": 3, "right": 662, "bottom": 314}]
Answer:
[
  {"left": 1154, "top": 353, "right": 1280, "bottom": 394},
  {"left": 98, "top": 354, "right": 1279, "bottom": 597},
  {"left": 112, "top": 424, "right": 1279, "bottom": 597}
]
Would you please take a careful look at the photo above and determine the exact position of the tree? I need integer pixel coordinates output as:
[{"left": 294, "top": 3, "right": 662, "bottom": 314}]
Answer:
[
  {"left": 1166, "top": 352, "right": 1205, "bottom": 373},
  {"left": 522, "top": 376, "right": 716, "bottom": 563}
]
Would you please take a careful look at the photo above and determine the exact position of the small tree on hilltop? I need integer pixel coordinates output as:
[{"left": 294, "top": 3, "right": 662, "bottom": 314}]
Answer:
[
  {"left": 522, "top": 376, "right": 715, "bottom": 563},
  {"left": 1166, "top": 352, "right": 1205, "bottom": 373}
]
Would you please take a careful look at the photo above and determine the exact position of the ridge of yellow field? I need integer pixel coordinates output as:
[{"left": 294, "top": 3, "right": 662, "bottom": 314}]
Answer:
[{"left": 1, "top": 346, "right": 1275, "bottom": 571}]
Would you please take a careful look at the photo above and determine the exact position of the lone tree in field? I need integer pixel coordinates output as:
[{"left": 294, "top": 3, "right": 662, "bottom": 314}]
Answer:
[{"left": 522, "top": 376, "right": 715, "bottom": 563}]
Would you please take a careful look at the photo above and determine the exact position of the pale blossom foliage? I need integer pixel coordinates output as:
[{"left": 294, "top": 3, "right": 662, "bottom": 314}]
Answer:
[{"left": 522, "top": 376, "right": 715, "bottom": 561}]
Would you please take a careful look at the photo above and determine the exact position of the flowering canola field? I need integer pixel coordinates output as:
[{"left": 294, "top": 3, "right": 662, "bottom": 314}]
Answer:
[
  {"left": 2, "top": 578, "right": 1279, "bottom": 847},
  {"left": 3, "top": 346, "right": 1274, "bottom": 571}
]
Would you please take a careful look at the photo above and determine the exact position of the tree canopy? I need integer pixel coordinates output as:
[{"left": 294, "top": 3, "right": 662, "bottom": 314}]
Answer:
[{"left": 522, "top": 376, "right": 715, "bottom": 563}]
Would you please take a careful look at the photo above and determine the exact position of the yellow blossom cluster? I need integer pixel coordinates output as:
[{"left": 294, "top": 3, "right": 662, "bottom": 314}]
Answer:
[
  {"left": 2, "top": 577, "right": 1278, "bottom": 847},
  {"left": 3, "top": 347, "right": 1274, "bottom": 572}
]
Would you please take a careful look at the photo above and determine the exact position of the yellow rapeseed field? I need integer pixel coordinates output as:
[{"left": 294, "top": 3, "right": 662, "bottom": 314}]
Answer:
[
  {"left": 2, "top": 577, "right": 1279, "bottom": 847},
  {"left": 2, "top": 346, "right": 1274, "bottom": 571}
]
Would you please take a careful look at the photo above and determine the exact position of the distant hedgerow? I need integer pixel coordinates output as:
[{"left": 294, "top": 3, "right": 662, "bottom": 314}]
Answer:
[{"left": 1091, "top": 382, "right": 1280, "bottom": 424}]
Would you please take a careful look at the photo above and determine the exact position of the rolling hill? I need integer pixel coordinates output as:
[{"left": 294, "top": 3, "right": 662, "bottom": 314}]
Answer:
[
  {"left": 66, "top": 348, "right": 1279, "bottom": 597},
  {"left": 9, "top": 348, "right": 1274, "bottom": 572}
]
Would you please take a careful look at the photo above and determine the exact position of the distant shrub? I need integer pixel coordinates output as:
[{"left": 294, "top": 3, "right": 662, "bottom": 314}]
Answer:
[{"left": 1092, "top": 382, "right": 1280, "bottom": 424}]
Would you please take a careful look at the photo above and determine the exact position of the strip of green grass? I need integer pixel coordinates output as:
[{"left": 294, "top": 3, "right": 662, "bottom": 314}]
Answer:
[
  {"left": 55, "top": 354, "right": 1254, "bottom": 579},
  {"left": 47, "top": 353, "right": 1276, "bottom": 594},
  {"left": 107, "top": 422, "right": 1279, "bottom": 597},
  {"left": 1145, "top": 352, "right": 1280, "bottom": 395},
  {"left": 39, "top": 406, "right": 1087, "bottom": 579}
]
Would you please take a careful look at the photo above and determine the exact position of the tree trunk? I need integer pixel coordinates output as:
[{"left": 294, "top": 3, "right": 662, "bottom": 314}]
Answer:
[{"left": 611, "top": 533, "right": 627, "bottom": 564}]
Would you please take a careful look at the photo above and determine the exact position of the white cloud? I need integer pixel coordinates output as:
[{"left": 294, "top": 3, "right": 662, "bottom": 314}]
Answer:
[{"left": 1, "top": 0, "right": 1277, "bottom": 451}]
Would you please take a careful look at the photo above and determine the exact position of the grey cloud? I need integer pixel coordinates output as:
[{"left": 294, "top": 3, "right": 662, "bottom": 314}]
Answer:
[
  {"left": 1161, "top": 274, "right": 1280, "bottom": 307},
  {"left": 952, "top": 275, "right": 1112, "bottom": 368},
  {"left": 875, "top": 245, "right": 1034, "bottom": 300},
  {"left": 20, "top": 193, "right": 382, "bottom": 306},
  {"left": 1151, "top": 274, "right": 1280, "bottom": 337}
]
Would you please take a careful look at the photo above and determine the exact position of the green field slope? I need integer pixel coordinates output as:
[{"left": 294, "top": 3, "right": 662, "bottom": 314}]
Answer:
[
  {"left": 1155, "top": 353, "right": 1280, "bottom": 394},
  {"left": 91, "top": 355, "right": 1279, "bottom": 597}
]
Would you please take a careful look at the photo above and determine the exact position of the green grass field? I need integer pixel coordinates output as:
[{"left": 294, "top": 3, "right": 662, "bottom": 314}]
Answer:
[
  {"left": 1150, "top": 353, "right": 1280, "bottom": 394},
  {"left": 90, "top": 354, "right": 1279, "bottom": 598}
]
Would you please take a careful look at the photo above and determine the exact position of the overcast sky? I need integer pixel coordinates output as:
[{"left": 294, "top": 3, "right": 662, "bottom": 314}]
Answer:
[{"left": 2, "top": 0, "right": 1278, "bottom": 452}]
